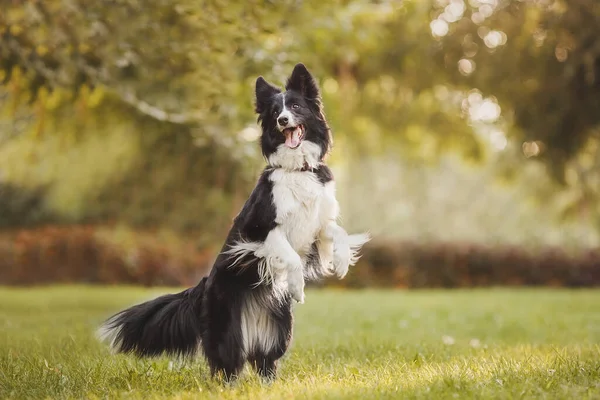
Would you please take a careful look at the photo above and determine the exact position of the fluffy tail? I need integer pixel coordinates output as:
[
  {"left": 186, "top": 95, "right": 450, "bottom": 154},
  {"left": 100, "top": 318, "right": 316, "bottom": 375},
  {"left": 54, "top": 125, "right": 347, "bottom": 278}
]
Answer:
[{"left": 97, "top": 277, "right": 206, "bottom": 358}]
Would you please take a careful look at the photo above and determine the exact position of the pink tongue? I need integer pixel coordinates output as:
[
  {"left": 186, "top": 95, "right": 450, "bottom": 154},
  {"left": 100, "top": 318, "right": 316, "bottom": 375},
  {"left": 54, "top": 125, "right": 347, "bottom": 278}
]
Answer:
[{"left": 285, "top": 127, "right": 302, "bottom": 148}]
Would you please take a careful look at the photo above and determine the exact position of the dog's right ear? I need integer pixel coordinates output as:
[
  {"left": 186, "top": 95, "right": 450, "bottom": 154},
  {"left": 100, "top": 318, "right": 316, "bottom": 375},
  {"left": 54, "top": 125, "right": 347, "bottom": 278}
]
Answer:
[{"left": 255, "top": 77, "right": 281, "bottom": 114}]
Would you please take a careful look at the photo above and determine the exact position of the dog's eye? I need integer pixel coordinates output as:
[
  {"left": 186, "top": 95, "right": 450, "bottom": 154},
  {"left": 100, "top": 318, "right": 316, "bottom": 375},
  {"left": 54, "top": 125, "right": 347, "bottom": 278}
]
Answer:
[
  {"left": 273, "top": 110, "right": 278, "bottom": 117},
  {"left": 292, "top": 104, "right": 299, "bottom": 109}
]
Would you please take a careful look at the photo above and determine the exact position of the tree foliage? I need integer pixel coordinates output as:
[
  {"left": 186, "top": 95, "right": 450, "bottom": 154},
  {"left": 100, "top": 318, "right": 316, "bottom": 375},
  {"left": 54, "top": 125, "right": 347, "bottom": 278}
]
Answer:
[
  {"left": 1, "top": 0, "right": 287, "bottom": 121},
  {"left": 0, "top": 0, "right": 293, "bottom": 230},
  {"left": 1, "top": 0, "right": 599, "bottom": 237},
  {"left": 431, "top": 0, "right": 600, "bottom": 182}
]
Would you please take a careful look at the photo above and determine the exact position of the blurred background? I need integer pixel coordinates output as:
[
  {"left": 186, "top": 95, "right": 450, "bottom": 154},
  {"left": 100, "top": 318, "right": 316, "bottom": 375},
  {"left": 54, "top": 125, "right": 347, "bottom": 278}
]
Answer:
[{"left": 1, "top": 0, "right": 599, "bottom": 288}]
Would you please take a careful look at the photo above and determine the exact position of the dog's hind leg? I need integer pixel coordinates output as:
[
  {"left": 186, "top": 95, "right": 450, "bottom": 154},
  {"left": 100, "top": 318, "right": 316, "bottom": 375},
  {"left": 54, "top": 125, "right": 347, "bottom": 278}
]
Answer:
[
  {"left": 248, "top": 301, "right": 293, "bottom": 381},
  {"left": 205, "top": 331, "right": 246, "bottom": 382},
  {"left": 249, "top": 353, "right": 279, "bottom": 381},
  {"left": 208, "top": 353, "right": 245, "bottom": 382},
  {"left": 201, "top": 292, "right": 247, "bottom": 382}
]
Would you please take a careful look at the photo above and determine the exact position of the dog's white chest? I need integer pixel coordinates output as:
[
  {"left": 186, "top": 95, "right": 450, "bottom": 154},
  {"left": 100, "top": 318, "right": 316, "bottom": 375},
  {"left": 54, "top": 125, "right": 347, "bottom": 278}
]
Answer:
[{"left": 270, "top": 169, "right": 329, "bottom": 255}]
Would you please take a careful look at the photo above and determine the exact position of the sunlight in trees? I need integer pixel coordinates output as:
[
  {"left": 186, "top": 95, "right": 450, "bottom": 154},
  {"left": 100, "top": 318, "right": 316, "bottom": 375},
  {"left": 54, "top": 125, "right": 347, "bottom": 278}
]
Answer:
[{"left": 1, "top": 0, "right": 600, "bottom": 242}]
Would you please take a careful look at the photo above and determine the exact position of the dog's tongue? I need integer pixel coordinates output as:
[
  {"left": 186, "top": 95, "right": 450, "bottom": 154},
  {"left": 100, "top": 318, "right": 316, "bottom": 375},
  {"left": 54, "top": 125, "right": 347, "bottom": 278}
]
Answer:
[{"left": 285, "top": 127, "right": 302, "bottom": 148}]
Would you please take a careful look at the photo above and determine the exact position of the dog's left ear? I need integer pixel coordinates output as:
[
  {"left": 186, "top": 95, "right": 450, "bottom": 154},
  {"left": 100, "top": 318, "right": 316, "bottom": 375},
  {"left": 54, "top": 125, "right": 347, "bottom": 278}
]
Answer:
[
  {"left": 285, "top": 63, "right": 320, "bottom": 101},
  {"left": 255, "top": 76, "right": 281, "bottom": 114}
]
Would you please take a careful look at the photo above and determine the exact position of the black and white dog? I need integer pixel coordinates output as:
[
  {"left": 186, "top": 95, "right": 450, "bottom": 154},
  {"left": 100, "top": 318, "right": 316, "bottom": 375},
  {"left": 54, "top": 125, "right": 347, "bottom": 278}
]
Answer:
[{"left": 98, "top": 63, "right": 369, "bottom": 381}]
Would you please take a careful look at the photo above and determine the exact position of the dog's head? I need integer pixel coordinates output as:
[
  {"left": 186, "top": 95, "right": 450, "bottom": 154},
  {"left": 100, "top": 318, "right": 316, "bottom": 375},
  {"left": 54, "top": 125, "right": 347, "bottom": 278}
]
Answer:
[{"left": 255, "top": 63, "right": 331, "bottom": 170}]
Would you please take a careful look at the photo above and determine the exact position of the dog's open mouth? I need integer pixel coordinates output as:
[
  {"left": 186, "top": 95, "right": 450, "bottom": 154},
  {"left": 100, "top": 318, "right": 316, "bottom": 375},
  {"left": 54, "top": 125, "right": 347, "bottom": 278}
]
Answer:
[{"left": 283, "top": 125, "right": 304, "bottom": 149}]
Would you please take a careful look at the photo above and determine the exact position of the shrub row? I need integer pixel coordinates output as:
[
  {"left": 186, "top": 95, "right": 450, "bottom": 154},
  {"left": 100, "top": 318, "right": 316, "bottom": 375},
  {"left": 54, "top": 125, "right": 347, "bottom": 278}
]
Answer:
[
  {"left": 336, "top": 241, "right": 600, "bottom": 288},
  {"left": 0, "top": 226, "right": 213, "bottom": 286},
  {"left": 1, "top": 226, "right": 598, "bottom": 288}
]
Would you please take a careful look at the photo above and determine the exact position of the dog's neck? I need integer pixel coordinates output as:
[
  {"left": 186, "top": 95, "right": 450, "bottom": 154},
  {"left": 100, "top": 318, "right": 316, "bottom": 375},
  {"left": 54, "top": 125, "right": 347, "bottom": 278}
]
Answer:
[{"left": 267, "top": 141, "right": 322, "bottom": 171}]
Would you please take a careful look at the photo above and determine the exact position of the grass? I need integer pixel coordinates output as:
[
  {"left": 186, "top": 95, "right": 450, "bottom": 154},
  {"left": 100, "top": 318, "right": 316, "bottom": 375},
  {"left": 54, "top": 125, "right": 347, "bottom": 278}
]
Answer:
[{"left": 0, "top": 286, "right": 599, "bottom": 399}]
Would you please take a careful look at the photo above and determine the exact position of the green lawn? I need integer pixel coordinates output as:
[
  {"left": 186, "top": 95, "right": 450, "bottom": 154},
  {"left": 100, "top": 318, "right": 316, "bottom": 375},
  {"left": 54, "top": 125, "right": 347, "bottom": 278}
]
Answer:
[{"left": 0, "top": 286, "right": 599, "bottom": 399}]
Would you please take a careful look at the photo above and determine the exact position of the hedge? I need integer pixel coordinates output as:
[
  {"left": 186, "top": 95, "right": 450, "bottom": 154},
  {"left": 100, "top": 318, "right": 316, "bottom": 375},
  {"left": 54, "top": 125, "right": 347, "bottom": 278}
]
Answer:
[
  {"left": 334, "top": 241, "right": 600, "bottom": 288},
  {"left": 0, "top": 226, "right": 598, "bottom": 288},
  {"left": 0, "top": 226, "right": 213, "bottom": 286}
]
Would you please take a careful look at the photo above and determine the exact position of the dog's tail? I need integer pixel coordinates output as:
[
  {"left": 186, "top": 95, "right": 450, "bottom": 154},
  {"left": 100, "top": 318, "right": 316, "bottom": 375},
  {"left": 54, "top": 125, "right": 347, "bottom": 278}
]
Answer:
[{"left": 97, "top": 277, "right": 207, "bottom": 358}]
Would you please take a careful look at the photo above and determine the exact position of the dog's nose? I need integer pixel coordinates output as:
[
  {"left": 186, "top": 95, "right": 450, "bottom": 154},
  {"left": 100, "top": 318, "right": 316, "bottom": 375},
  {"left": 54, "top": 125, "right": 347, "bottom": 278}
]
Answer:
[{"left": 277, "top": 116, "right": 289, "bottom": 126}]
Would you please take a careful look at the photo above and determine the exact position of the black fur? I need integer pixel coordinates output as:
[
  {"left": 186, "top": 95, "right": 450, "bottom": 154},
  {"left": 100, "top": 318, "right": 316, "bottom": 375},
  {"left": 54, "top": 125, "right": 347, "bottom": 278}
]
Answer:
[
  {"left": 313, "top": 164, "right": 334, "bottom": 185},
  {"left": 103, "top": 279, "right": 206, "bottom": 357},
  {"left": 99, "top": 64, "right": 333, "bottom": 382}
]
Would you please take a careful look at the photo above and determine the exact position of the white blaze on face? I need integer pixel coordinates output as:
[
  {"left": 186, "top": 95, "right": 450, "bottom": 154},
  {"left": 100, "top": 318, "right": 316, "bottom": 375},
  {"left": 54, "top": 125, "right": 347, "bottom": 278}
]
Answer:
[
  {"left": 276, "top": 102, "right": 297, "bottom": 131},
  {"left": 277, "top": 98, "right": 303, "bottom": 149}
]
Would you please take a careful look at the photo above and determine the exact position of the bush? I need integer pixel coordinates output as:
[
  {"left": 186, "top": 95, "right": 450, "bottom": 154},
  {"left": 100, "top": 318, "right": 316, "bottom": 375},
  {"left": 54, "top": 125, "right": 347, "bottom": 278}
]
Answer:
[
  {"left": 0, "top": 226, "right": 214, "bottom": 286},
  {"left": 1, "top": 227, "right": 598, "bottom": 288},
  {"left": 338, "top": 241, "right": 600, "bottom": 288},
  {"left": 0, "top": 183, "right": 56, "bottom": 228}
]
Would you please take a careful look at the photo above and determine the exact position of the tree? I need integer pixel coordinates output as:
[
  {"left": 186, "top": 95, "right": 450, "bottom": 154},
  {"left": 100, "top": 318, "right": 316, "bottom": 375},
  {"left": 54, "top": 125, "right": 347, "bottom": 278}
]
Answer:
[
  {"left": 430, "top": 0, "right": 600, "bottom": 183},
  {"left": 3, "top": 0, "right": 597, "bottom": 238},
  {"left": 0, "top": 0, "right": 295, "bottom": 231}
]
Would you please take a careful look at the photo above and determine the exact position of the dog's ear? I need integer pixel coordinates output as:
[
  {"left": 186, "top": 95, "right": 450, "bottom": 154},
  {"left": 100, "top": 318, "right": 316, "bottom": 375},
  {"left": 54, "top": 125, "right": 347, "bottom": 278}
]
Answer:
[
  {"left": 255, "top": 77, "right": 281, "bottom": 114},
  {"left": 285, "top": 63, "right": 320, "bottom": 101}
]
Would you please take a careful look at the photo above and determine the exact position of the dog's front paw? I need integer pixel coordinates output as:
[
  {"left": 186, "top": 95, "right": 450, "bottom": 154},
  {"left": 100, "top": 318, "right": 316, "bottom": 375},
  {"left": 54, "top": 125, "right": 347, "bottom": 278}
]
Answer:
[
  {"left": 279, "top": 249, "right": 303, "bottom": 272},
  {"left": 332, "top": 243, "right": 351, "bottom": 279},
  {"left": 333, "top": 233, "right": 371, "bottom": 279},
  {"left": 287, "top": 269, "right": 305, "bottom": 303}
]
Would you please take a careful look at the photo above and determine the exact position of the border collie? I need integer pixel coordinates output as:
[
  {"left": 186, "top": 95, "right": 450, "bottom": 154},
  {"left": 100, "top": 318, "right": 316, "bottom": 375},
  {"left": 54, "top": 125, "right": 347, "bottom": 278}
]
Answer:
[{"left": 98, "top": 63, "right": 370, "bottom": 381}]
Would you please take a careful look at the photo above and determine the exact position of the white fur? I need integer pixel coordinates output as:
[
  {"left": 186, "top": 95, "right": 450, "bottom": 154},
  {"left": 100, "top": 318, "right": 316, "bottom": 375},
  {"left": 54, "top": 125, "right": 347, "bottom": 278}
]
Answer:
[
  {"left": 267, "top": 141, "right": 321, "bottom": 171},
  {"left": 312, "top": 181, "right": 340, "bottom": 276},
  {"left": 224, "top": 162, "right": 369, "bottom": 301},
  {"left": 315, "top": 181, "right": 371, "bottom": 278},
  {"left": 240, "top": 292, "right": 279, "bottom": 356},
  {"left": 255, "top": 227, "right": 305, "bottom": 302},
  {"left": 276, "top": 102, "right": 297, "bottom": 131},
  {"left": 332, "top": 229, "right": 371, "bottom": 278},
  {"left": 224, "top": 234, "right": 297, "bottom": 300},
  {"left": 270, "top": 169, "right": 324, "bottom": 252},
  {"left": 224, "top": 241, "right": 262, "bottom": 268},
  {"left": 96, "top": 321, "right": 120, "bottom": 353},
  {"left": 268, "top": 168, "right": 330, "bottom": 302}
]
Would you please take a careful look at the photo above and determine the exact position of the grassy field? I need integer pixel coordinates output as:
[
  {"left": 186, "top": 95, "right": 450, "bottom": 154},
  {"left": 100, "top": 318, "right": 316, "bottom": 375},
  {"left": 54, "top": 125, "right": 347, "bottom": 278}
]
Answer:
[{"left": 0, "top": 286, "right": 599, "bottom": 399}]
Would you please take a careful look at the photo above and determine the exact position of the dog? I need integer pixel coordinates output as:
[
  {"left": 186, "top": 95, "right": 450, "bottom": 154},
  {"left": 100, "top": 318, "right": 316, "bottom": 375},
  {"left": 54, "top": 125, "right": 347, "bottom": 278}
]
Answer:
[{"left": 98, "top": 63, "right": 370, "bottom": 381}]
